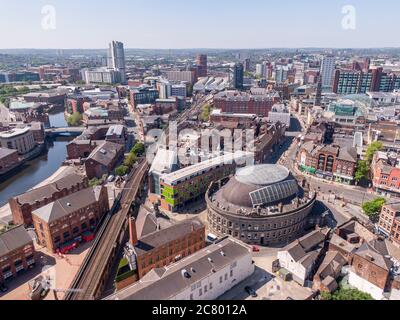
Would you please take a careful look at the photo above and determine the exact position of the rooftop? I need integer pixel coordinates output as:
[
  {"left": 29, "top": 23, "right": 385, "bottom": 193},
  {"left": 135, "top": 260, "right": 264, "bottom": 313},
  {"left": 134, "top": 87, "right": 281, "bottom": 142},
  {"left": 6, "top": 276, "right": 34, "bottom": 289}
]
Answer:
[
  {"left": 13, "top": 173, "right": 86, "bottom": 206},
  {"left": 0, "top": 225, "right": 32, "bottom": 257},
  {"left": 0, "top": 147, "right": 17, "bottom": 159},
  {"left": 105, "top": 237, "right": 251, "bottom": 300},
  {"left": 235, "top": 164, "right": 289, "bottom": 186},
  {"left": 0, "top": 127, "right": 31, "bottom": 139},
  {"left": 134, "top": 219, "right": 204, "bottom": 257},
  {"left": 32, "top": 187, "right": 104, "bottom": 223},
  {"left": 160, "top": 151, "right": 252, "bottom": 186}
]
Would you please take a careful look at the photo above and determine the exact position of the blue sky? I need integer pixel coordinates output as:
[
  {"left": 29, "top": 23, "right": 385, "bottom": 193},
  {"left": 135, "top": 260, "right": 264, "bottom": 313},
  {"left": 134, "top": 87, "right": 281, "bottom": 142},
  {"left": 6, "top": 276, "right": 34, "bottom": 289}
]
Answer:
[{"left": 0, "top": 0, "right": 399, "bottom": 49}]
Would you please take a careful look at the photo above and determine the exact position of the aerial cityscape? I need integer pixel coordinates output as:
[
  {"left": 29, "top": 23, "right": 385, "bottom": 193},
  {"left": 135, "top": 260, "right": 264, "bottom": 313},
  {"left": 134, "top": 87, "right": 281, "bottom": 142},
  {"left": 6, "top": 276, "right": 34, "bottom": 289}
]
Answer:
[{"left": 1, "top": 0, "right": 400, "bottom": 307}]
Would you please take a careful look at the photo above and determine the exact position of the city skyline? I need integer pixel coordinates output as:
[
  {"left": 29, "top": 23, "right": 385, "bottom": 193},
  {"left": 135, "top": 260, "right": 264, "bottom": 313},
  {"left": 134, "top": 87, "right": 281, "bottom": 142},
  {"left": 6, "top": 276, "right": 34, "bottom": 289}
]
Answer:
[{"left": 1, "top": 0, "right": 400, "bottom": 49}]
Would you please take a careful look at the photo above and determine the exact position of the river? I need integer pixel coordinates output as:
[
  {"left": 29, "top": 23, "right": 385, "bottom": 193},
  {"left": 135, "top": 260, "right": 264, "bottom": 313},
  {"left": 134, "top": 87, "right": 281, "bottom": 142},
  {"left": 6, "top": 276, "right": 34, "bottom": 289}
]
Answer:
[{"left": 0, "top": 112, "right": 70, "bottom": 206}]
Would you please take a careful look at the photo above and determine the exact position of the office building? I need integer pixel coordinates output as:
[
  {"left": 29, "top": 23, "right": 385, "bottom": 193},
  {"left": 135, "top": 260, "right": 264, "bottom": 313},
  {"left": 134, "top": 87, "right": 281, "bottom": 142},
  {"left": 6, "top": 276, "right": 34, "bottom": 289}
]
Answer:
[
  {"left": 232, "top": 63, "right": 244, "bottom": 90},
  {"left": 82, "top": 68, "right": 122, "bottom": 85}
]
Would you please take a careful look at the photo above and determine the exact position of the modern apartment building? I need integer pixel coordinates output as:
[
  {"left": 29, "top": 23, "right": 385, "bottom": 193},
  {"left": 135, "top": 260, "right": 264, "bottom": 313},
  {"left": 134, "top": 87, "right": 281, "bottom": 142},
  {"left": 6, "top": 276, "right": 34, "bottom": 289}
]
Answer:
[
  {"left": 159, "top": 153, "right": 250, "bottom": 212},
  {"left": 0, "top": 127, "right": 36, "bottom": 155},
  {"left": 320, "top": 55, "right": 335, "bottom": 87},
  {"left": 108, "top": 40, "right": 127, "bottom": 84},
  {"left": 333, "top": 67, "right": 400, "bottom": 94}
]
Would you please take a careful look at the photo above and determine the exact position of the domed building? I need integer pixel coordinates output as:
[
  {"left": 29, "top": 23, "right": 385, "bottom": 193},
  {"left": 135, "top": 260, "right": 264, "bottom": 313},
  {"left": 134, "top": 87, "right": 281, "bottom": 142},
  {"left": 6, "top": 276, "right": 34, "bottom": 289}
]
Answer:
[{"left": 206, "top": 164, "right": 317, "bottom": 246}]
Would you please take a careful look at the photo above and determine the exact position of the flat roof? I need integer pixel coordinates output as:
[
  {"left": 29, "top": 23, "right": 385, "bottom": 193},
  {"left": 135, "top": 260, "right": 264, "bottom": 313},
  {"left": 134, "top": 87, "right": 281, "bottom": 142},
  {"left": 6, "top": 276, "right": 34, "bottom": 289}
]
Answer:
[
  {"left": 160, "top": 151, "right": 252, "bottom": 186},
  {"left": 0, "top": 127, "right": 31, "bottom": 139}
]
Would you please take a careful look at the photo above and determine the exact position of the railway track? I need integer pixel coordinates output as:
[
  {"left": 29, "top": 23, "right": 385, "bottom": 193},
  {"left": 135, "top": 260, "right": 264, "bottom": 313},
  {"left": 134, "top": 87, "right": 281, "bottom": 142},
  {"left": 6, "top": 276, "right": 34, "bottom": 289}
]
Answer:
[{"left": 64, "top": 160, "right": 148, "bottom": 300}]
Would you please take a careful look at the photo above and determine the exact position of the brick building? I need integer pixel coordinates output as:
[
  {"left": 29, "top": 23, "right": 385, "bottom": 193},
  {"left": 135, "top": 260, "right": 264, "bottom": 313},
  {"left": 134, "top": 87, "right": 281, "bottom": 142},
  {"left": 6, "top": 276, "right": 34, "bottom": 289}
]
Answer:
[
  {"left": 371, "top": 152, "right": 400, "bottom": 198},
  {"left": 214, "top": 91, "right": 280, "bottom": 118},
  {"left": 85, "top": 141, "right": 125, "bottom": 179},
  {"left": 32, "top": 186, "right": 109, "bottom": 252},
  {"left": 9, "top": 173, "right": 88, "bottom": 226},
  {"left": 378, "top": 202, "right": 400, "bottom": 247},
  {"left": 0, "top": 225, "right": 36, "bottom": 284},
  {"left": 105, "top": 125, "right": 127, "bottom": 146},
  {"left": 125, "top": 218, "right": 206, "bottom": 279},
  {"left": 298, "top": 141, "right": 358, "bottom": 184},
  {"left": 0, "top": 147, "right": 19, "bottom": 175},
  {"left": 66, "top": 139, "right": 100, "bottom": 160}
]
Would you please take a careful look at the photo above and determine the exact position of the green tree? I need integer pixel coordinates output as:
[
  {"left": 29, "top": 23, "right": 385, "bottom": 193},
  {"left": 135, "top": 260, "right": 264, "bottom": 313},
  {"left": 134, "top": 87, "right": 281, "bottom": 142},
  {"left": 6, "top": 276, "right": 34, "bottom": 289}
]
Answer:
[
  {"left": 67, "top": 112, "right": 83, "bottom": 127},
  {"left": 355, "top": 160, "right": 370, "bottom": 184},
  {"left": 131, "top": 143, "right": 145, "bottom": 157},
  {"left": 365, "top": 141, "right": 384, "bottom": 163},
  {"left": 115, "top": 165, "right": 128, "bottom": 177},
  {"left": 322, "top": 287, "right": 374, "bottom": 300},
  {"left": 200, "top": 103, "right": 211, "bottom": 122},
  {"left": 362, "top": 197, "right": 386, "bottom": 222},
  {"left": 89, "top": 178, "right": 101, "bottom": 187},
  {"left": 124, "top": 153, "right": 137, "bottom": 168}
]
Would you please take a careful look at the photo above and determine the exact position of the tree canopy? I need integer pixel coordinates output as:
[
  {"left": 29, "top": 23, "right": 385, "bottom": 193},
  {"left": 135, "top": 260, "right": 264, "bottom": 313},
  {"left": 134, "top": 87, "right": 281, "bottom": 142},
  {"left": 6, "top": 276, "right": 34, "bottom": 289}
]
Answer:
[
  {"left": 200, "top": 103, "right": 212, "bottom": 122},
  {"left": 322, "top": 287, "right": 374, "bottom": 300},
  {"left": 355, "top": 160, "right": 370, "bottom": 184},
  {"left": 67, "top": 112, "right": 83, "bottom": 127},
  {"left": 115, "top": 165, "right": 129, "bottom": 177},
  {"left": 130, "top": 143, "right": 145, "bottom": 157},
  {"left": 365, "top": 141, "right": 384, "bottom": 163},
  {"left": 362, "top": 197, "right": 386, "bottom": 222}
]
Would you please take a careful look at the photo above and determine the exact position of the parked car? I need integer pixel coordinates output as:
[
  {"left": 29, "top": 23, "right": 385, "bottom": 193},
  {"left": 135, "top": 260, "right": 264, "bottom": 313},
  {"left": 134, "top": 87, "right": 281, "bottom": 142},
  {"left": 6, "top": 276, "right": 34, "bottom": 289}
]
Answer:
[
  {"left": 107, "top": 175, "right": 115, "bottom": 183},
  {"left": 252, "top": 246, "right": 260, "bottom": 252},
  {"left": 245, "top": 286, "right": 258, "bottom": 298},
  {"left": 0, "top": 283, "right": 9, "bottom": 293}
]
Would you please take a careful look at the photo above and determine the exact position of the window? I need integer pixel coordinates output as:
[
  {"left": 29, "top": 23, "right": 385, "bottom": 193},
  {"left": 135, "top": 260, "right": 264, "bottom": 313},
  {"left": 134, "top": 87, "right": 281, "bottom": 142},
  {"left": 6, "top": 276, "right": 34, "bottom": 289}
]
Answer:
[
  {"left": 73, "top": 227, "right": 80, "bottom": 234},
  {"left": 190, "top": 294, "right": 194, "bottom": 300},
  {"left": 219, "top": 276, "right": 223, "bottom": 284},
  {"left": 199, "top": 288, "right": 203, "bottom": 297},
  {"left": 225, "top": 273, "right": 228, "bottom": 281},
  {"left": 63, "top": 232, "right": 70, "bottom": 239},
  {"left": 230, "top": 270, "right": 234, "bottom": 278},
  {"left": 209, "top": 282, "right": 213, "bottom": 290}
]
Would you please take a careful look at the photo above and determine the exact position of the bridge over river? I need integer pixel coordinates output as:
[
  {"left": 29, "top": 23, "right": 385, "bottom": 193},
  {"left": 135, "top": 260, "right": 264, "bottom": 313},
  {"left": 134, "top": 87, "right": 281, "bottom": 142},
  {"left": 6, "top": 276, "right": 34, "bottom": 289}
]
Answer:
[{"left": 46, "top": 126, "right": 86, "bottom": 137}]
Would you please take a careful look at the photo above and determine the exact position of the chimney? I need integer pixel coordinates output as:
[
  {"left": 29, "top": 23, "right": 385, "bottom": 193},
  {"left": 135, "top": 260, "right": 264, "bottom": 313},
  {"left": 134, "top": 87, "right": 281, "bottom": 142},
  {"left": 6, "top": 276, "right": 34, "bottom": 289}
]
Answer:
[{"left": 129, "top": 216, "right": 138, "bottom": 246}]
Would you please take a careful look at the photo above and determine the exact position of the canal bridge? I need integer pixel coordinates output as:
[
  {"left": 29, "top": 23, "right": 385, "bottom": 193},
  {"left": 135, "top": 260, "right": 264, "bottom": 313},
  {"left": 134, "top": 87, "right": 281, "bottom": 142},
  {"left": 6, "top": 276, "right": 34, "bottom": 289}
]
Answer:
[{"left": 45, "top": 127, "right": 86, "bottom": 137}]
